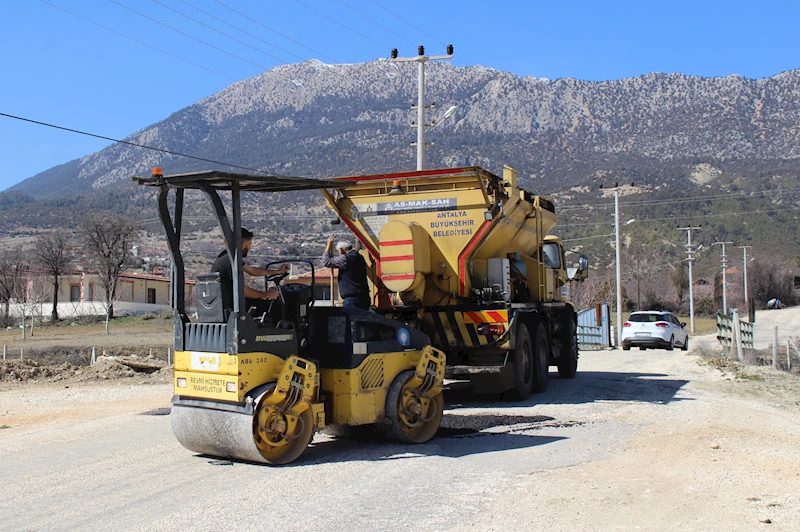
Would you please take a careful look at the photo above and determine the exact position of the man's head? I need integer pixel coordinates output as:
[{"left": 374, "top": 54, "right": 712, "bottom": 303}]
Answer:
[
  {"left": 241, "top": 227, "right": 254, "bottom": 257},
  {"left": 336, "top": 241, "right": 353, "bottom": 255}
]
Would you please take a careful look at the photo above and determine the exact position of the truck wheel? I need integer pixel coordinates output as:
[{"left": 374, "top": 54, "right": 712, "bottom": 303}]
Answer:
[
  {"left": 557, "top": 317, "right": 579, "bottom": 379},
  {"left": 530, "top": 321, "right": 549, "bottom": 393},
  {"left": 507, "top": 323, "right": 534, "bottom": 401},
  {"left": 384, "top": 370, "right": 443, "bottom": 443}
]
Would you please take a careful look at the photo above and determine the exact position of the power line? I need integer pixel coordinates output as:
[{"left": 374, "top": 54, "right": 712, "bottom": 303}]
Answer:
[
  {"left": 558, "top": 186, "right": 800, "bottom": 212},
  {"left": 0, "top": 112, "right": 279, "bottom": 175},
  {"left": 176, "top": 0, "right": 306, "bottom": 62},
  {"left": 369, "top": 0, "right": 446, "bottom": 45},
  {"left": 369, "top": 0, "right": 468, "bottom": 66},
  {"left": 39, "top": 0, "right": 236, "bottom": 81},
  {"left": 562, "top": 233, "right": 615, "bottom": 243},
  {"left": 557, "top": 205, "right": 799, "bottom": 229},
  {"left": 333, "top": 0, "right": 415, "bottom": 46},
  {"left": 211, "top": 0, "right": 339, "bottom": 63},
  {"left": 293, "top": 0, "right": 390, "bottom": 51},
  {"left": 106, "top": 0, "right": 270, "bottom": 71},
  {"left": 150, "top": 0, "right": 290, "bottom": 64}
]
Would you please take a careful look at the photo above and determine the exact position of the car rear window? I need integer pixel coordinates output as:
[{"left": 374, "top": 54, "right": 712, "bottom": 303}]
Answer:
[{"left": 629, "top": 313, "right": 666, "bottom": 323}]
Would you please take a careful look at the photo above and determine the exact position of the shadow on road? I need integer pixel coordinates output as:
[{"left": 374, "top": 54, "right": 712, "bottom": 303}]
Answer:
[
  {"left": 445, "top": 370, "right": 690, "bottom": 408},
  {"left": 295, "top": 431, "right": 566, "bottom": 465}
]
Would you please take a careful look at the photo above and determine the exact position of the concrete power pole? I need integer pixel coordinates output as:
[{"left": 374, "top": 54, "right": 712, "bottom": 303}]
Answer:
[
  {"left": 391, "top": 45, "right": 454, "bottom": 170},
  {"left": 713, "top": 241, "right": 733, "bottom": 315},
  {"left": 679, "top": 226, "right": 701, "bottom": 333},
  {"left": 614, "top": 189, "right": 623, "bottom": 345},
  {"left": 739, "top": 245, "right": 752, "bottom": 305}
]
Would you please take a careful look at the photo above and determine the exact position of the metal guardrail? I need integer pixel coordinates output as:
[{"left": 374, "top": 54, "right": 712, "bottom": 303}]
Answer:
[
  {"left": 578, "top": 325, "right": 604, "bottom": 351},
  {"left": 716, "top": 311, "right": 754, "bottom": 358}
]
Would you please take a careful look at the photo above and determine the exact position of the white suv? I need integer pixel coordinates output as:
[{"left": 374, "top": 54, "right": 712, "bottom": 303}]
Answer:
[{"left": 621, "top": 311, "right": 689, "bottom": 351}]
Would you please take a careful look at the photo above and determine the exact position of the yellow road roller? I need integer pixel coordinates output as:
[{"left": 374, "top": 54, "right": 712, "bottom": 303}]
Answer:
[{"left": 135, "top": 169, "right": 446, "bottom": 465}]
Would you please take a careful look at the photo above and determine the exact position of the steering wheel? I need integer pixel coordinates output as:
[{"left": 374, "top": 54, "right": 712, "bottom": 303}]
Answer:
[{"left": 266, "top": 271, "right": 290, "bottom": 284}]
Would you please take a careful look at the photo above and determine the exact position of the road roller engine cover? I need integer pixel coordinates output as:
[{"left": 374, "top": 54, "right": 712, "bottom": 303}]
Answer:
[{"left": 135, "top": 169, "right": 446, "bottom": 465}]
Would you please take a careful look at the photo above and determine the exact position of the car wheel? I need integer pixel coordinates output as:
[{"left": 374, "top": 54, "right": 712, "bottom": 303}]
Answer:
[
  {"left": 639, "top": 346, "right": 647, "bottom": 351},
  {"left": 622, "top": 344, "right": 630, "bottom": 351},
  {"left": 666, "top": 336, "right": 674, "bottom": 351},
  {"left": 681, "top": 336, "right": 689, "bottom": 351}
]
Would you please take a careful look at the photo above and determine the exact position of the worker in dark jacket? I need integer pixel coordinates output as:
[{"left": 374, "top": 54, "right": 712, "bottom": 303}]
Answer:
[
  {"left": 322, "top": 236, "right": 370, "bottom": 310},
  {"left": 211, "top": 228, "right": 288, "bottom": 312}
]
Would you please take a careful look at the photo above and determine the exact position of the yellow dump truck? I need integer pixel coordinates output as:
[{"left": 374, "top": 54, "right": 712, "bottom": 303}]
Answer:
[{"left": 323, "top": 165, "right": 588, "bottom": 400}]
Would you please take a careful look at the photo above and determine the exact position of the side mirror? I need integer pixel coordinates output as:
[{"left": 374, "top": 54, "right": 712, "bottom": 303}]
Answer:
[
  {"left": 681, "top": 322, "right": 686, "bottom": 328},
  {"left": 577, "top": 254, "right": 589, "bottom": 279}
]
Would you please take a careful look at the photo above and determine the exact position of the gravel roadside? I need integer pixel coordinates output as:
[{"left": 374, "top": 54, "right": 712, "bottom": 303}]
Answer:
[{"left": 1, "top": 342, "right": 799, "bottom": 530}]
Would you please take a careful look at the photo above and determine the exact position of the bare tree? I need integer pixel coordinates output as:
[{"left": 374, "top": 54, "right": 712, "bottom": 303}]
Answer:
[
  {"left": 0, "top": 246, "right": 25, "bottom": 325},
  {"left": 33, "top": 230, "right": 73, "bottom": 322},
  {"left": 80, "top": 213, "right": 138, "bottom": 333},
  {"left": 11, "top": 272, "right": 49, "bottom": 339},
  {"left": 669, "top": 264, "right": 689, "bottom": 306},
  {"left": 572, "top": 276, "right": 615, "bottom": 311},
  {"left": 749, "top": 258, "right": 796, "bottom": 308}
]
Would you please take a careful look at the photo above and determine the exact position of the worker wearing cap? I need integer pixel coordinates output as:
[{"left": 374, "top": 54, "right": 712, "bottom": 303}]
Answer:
[
  {"left": 211, "top": 227, "right": 288, "bottom": 312},
  {"left": 323, "top": 236, "right": 370, "bottom": 310}
]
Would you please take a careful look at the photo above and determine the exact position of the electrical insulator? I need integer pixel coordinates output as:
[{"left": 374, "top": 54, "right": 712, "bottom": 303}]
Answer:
[
  {"left": 418, "top": 45, "right": 424, "bottom": 56},
  {"left": 391, "top": 48, "right": 398, "bottom": 59},
  {"left": 447, "top": 44, "right": 453, "bottom": 55}
]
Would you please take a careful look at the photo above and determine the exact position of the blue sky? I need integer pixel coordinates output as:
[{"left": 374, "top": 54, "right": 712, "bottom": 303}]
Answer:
[{"left": 1, "top": 0, "right": 799, "bottom": 192}]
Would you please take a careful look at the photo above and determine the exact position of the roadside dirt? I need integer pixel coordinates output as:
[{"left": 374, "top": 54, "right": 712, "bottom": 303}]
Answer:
[
  {"left": 1, "top": 314, "right": 800, "bottom": 530},
  {"left": 0, "top": 355, "right": 172, "bottom": 386}
]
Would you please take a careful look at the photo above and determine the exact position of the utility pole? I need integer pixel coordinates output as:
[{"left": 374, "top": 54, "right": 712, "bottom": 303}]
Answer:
[
  {"left": 391, "top": 45, "right": 454, "bottom": 170},
  {"left": 599, "top": 183, "right": 630, "bottom": 346},
  {"left": 712, "top": 241, "right": 733, "bottom": 315},
  {"left": 678, "top": 226, "right": 701, "bottom": 333},
  {"left": 739, "top": 245, "right": 752, "bottom": 305},
  {"left": 636, "top": 259, "right": 641, "bottom": 311}
]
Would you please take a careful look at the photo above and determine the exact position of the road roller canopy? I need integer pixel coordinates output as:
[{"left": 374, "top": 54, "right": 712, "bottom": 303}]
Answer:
[
  {"left": 134, "top": 168, "right": 344, "bottom": 320},
  {"left": 134, "top": 169, "right": 342, "bottom": 192}
]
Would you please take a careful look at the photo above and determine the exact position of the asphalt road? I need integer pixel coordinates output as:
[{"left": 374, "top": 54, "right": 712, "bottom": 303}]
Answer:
[{"left": 2, "top": 342, "right": 799, "bottom": 531}]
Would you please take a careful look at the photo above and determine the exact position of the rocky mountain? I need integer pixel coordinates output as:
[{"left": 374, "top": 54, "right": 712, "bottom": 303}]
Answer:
[{"left": 9, "top": 59, "right": 800, "bottom": 201}]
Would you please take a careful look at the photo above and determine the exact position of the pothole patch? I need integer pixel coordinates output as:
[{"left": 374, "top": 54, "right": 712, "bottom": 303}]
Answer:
[
  {"left": 436, "top": 414, "right": 556, "bottom": 438},
  {"left": 141, "top": 408, "right": 171, "bottom": 416}
]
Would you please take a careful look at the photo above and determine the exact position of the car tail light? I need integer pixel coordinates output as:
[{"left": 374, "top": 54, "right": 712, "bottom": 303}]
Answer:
[
  {"left": 655, "top": 322, "right": 669, "bottom": 328},
  {"left": 623, "top": 322, "right": 631, "bottom": 327},
  {"left": 477, "top": 323, "right": 505, "bottom": 335}
]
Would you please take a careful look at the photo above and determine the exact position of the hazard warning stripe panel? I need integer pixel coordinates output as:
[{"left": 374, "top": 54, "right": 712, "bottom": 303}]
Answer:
[
  {"left": 463, "top": 310, "right": 509, "bottom": 324},
  {"left": 424, "top": 310, "right": 497, "bottom": 348}
]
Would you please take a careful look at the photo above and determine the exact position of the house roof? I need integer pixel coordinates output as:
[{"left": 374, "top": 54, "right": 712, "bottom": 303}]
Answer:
[
  {"left": 297, "top": 267, "right": 337, "bottom": 280},
  {"left": 64, "top": 270, "right": 195, "bottom": 284}
]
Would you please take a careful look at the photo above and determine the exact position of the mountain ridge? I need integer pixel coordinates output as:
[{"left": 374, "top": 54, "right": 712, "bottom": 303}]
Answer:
[{"left": 8, "top": 60, "right": 800, "bottom": 200}]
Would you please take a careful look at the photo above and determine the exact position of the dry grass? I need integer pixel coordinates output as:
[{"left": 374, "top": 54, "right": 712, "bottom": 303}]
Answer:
[{"left": 0, "top": 316, "right": 172, "bottom": 353}]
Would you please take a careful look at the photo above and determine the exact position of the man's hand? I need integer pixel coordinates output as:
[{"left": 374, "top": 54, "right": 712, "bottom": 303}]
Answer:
[
  {"left": 326, "top": 235, "right": 335, "bottom": 249},
  {"left": 278, "top": 263, "right": 290, "bottom": 274}
]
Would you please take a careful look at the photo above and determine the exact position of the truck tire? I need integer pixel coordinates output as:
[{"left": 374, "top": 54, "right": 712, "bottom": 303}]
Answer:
[
  {"left": 507, "top": 323, "right": 534, "bottom": 401},
  {"left": 530, "top": 321, "right": 549, "bottom": 393},
  {"left": 557, "top": 317, "right": 579, "bottom": 379}
]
